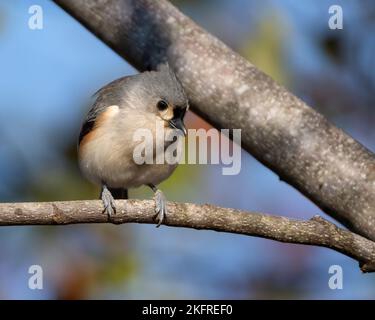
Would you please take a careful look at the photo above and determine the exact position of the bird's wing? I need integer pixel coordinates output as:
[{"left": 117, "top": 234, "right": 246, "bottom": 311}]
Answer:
[{"left": 78, "top": 76, "right": 132, "bottom": 145}]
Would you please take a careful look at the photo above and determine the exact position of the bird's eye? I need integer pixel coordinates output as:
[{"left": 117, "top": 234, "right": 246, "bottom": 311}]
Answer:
[{"left": 157, "top": 100, "right": 168, "bottom": 111}]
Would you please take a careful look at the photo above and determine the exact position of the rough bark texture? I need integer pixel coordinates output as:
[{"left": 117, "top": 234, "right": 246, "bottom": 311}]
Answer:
[
  {"left": 53, "top": 0, "right": 375, "bottom": 241},
  {"left": 1, "top": 200, "right": 375, "bottom": 272}
]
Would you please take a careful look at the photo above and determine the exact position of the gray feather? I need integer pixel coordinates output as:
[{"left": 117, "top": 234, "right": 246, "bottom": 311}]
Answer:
[
  {"left": 78, "top": 76, "right": 131, "bottom": 144},
  {"left": 78, "top": 65, "right": 187, "bottom": 144}
]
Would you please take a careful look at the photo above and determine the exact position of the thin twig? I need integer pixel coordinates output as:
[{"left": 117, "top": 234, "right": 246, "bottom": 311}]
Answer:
[{"left": 2, "top": 200, "right": 375, "bottom": 272}]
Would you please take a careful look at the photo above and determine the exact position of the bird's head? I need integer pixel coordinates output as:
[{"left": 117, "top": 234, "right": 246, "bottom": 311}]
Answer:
[{"left": 129, "top": 63, "right": 189, "bottom": 136}]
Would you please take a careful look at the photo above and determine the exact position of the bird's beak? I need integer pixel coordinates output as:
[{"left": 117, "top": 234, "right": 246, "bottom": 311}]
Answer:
[{"left": 169, "top": 118, "right": 187, "bottom": 136}]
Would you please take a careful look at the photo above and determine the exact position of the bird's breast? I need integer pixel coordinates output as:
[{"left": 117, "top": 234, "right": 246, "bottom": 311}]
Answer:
[{"left": 78, "top": 110, "right": 181, "bottom": 188}]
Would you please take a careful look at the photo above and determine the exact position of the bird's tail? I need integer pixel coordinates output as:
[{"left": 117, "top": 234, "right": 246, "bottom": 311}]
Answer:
[{"left": 108, "top": 188, "right": 128, "bottom": 199}]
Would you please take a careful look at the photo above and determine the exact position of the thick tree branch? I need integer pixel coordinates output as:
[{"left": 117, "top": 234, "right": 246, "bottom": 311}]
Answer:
[
  {"left": 53, "top": 0, "right": 375, "bottom": 241},
  {"left": 1, "top": 200, "right": 375, "bottom": 272}
]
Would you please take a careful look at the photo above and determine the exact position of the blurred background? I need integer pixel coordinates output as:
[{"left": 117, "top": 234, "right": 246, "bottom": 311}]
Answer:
[{"left": 0, "top": 0, "right": 374, "bottom": 299}]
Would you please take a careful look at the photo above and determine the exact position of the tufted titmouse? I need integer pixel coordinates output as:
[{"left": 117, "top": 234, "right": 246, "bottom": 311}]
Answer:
[{"left": 78, "top": 64, "right": 188, "bottom": 226}]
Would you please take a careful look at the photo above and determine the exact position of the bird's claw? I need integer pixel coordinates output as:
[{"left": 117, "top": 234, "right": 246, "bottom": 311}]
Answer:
[
  {"left": 101, "top": 187, "right": 116, "bottom": 218},
  {"left": 154, "top": 190, "right": 167, "bottom": 227}
]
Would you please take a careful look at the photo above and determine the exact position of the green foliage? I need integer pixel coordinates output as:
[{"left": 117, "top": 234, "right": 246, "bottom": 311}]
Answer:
[{"left": 240, "top": 15, "right": 290, "bottom": 85}]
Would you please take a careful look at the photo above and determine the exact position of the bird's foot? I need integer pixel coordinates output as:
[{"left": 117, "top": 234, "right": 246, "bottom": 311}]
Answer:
[
  {"left": 101, "top": 186, "right": 116, "bottom": 218},
  {"left": 153, "top": 189, "right": 167, "bottom": 227}
]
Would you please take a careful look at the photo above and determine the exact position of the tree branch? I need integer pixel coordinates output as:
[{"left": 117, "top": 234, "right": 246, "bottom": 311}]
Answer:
[
  {"left": 2, "top": 200, "right": 375, "bottom": 272},
  {"left": 52, "top": 0, "right": 375, "bottom": 241}
]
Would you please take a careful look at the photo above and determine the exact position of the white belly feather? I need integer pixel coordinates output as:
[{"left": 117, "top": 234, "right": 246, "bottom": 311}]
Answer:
[{"left": 78, "top": 106, "right": 180, "bottom": 189}]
